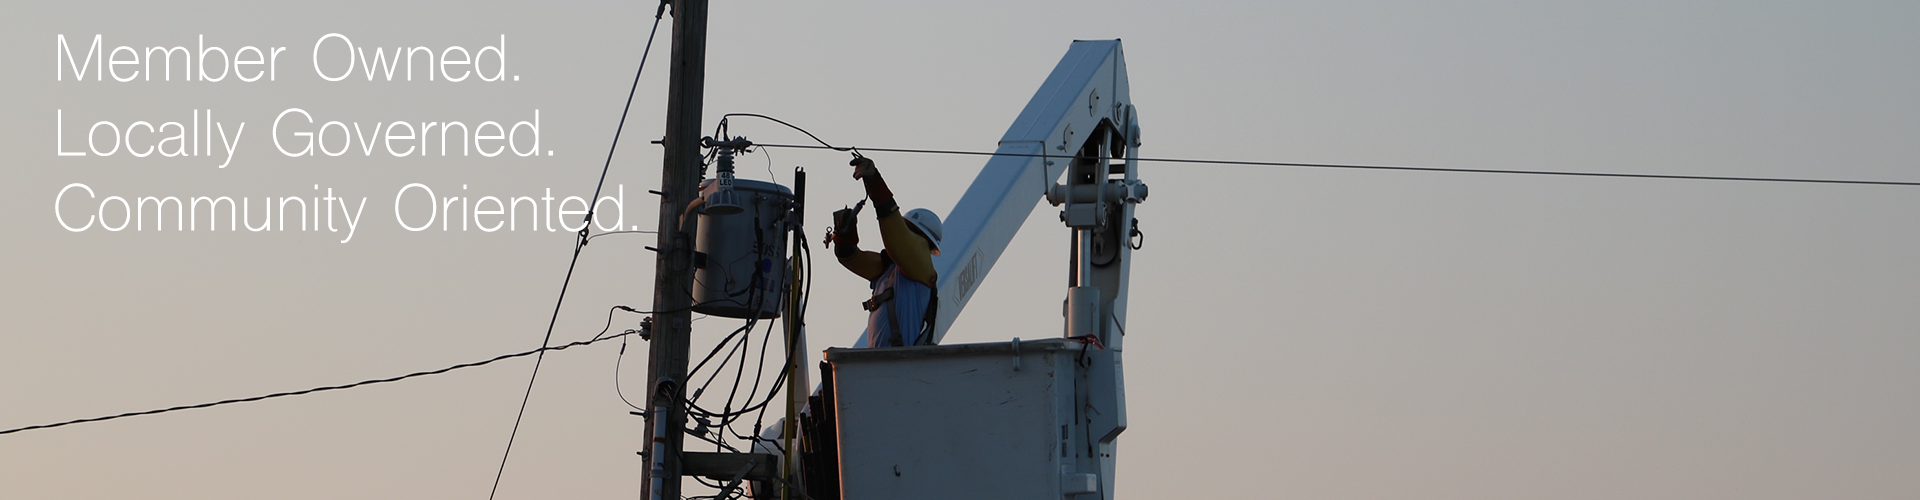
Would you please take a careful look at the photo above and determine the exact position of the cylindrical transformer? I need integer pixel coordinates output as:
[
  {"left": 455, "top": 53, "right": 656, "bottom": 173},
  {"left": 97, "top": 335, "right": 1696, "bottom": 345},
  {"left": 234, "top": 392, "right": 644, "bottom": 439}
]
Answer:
[{"left": 692, "top": 178, "right": 794, "bottom": 319}]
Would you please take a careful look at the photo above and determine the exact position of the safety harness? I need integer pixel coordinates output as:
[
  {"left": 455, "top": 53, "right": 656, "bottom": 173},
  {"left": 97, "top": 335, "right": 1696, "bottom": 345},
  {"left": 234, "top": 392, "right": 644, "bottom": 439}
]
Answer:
[{"left": 861, "top": 263, "right": 939, "bottom": 347}]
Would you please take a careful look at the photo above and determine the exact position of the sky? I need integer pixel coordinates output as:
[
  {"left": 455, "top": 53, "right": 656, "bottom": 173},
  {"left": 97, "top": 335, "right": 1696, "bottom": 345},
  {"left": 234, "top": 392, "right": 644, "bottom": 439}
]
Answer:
[{"left": 3, "top": 1, "right": 1918, "bottom": 499}]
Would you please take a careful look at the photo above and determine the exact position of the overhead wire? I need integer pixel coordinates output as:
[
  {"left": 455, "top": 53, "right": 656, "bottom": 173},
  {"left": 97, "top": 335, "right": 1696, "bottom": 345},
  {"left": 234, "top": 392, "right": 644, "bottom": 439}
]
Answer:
[
  {"left": 748, "top": 225, "right": 813, "bottom": 447},
  {"left": 687, "top": 265, "right": 777, "bottom": 444},
  {"left": 702, "top": 115, "right": 834, "bottom": 452},
  {"left": 751, "top": 142, "right": 1920, "bottom": 187},
  {"left": 719, "top": 114, "right": 859, "bottom": 155},
  {"left": 683, "top": 206, "right": 814, "bottom": 453},
  {"left": 681, "top": 318, "right": 793, "bottom": 450},
  {"left": 736, "top": 308, "right": 780, "bottom": 433},
  {"left": 766, "top": 226, "right": 816, "bottom": 442},
  {"left": 681, "top": 213, "right": 779, "bottom": 426},
  {"left": 678, "top": 274, "right": 766, "bottom": 453},
  {"left": 0, "top": 306, "right": 648, "bottom": 437},
  {"left": 718, "top": 316, "right": 756, "bottom": 442},
  {"left": 688, "top": 322, "right": 757, "bottom": 384},
  {"left": 487, "top": 5, "right": 669, "bottom": 500},
  {"left": 659, "top": 157, "right": 814, "bottom": 480},
  {"left": 721, "top": 268, "right": 778, "bottom": 434},
  {"left": 586, "top": 229, "right": 659, "bottom": 244},
  {"left": 702, "top": 317, "right": 780, "bottom": 445},
  {"left": 19, "top": 58, "right": 1900, "bottom": 493},
  {"left": 616, "top": 315, "right": 708, "bottom": 413}
]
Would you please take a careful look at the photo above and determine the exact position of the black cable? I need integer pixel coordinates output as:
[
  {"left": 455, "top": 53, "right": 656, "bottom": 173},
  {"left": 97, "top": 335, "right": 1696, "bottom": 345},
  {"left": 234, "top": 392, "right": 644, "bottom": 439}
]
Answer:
[
  {"left": 616, "top": 315, "right": 707, "bottom": 412},
  {"left": 687, "top": 322, "right": 754, "bottom": 379},
  {"left": 715, "top": 230, "right": 810, "bottom": 445},
  {"left": 686, "top": 424, "right": 744, "bottom": 453},
  {"left": 710, "top": 320, "right": 753, "bottom": 449},
  {"left": 614, "top": 337, "right": 648, "bottom": 413},
  {"left": 746, "top": 233, "right": 804, "bottom": 443},
  {"left": 488, "top": 7, "right": 668, "bottom": 500},
  {"left": 655, "top": 192, "right": 811, "bottom": 466},
  {"left": 738, "top": 226, "right": 802, "bottom": 437},
  {"left": 586, "top": 229, "right": 659, "bottom": 244},
  {"left": 620, "top": 305, "right": 700, "bottom": 316},
  {"left": 738, "top": 308, "right": 779, "bottom": 432},
  {"left": 688, "top": 268, "right": 789, "bottom": 435},
  {"left": 719, "top": 114, "right": 856, "bottom": 153},
  {"left": 734, "top": 224, "right": 792, "bottom": 437},
  {"left": 751, "top": 143, "right": 1920, "bottom": 187},
  {"left": 685, "top": 364, "right": 789, "bottom": 420},
  {"left": 0, "top": 328, "right": 639, "bottom": 437},
  {"left": 680, "top": 231, "right": 815, "bottom": 462},
  {"left": 762, "top": 147, "right": 779, "bottom": 184},
  {"left": 687, "top": 243, "right": 777, "bottom": 430},
  {"left": 711, "top": 316, "right": 778, "bottom": 444},
  {"left": 717, "top": 260, "right": 775, "bottom": 435},
  {"left": 691, "top": 321, "right": 754, "bottom": 387},
  {"left": 714, "top": 221, "right": 771, "bottom": 430},
  {"left": 586, "top": 306, "right": 635, "bottom": 343},
  {"left": 744, "top": 230, "right": 806, "bottom": 438},
  {"left": 720, "top": 317, "right": 753, "bottom": 434},
  {"left": 685, "top": 325, "right": 758, "bottom": 444}
]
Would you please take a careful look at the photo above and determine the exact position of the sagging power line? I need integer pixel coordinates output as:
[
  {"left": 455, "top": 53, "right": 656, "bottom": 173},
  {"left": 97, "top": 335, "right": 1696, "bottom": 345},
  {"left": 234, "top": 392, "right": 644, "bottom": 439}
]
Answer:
[
  {"left": 487, "top": 5, "right": 672, "bottom": 500},
  {"left": 751, "top": 143, "right": 1920, "bottom": 187},
  {"left": 0, "top": 311, "right": 648, "bottom": 437}
]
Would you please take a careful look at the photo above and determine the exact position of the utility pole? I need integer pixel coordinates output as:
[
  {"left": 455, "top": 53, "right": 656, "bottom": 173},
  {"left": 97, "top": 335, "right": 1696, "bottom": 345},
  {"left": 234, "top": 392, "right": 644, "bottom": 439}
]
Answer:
[{"left": 643, "top": 1, "right": 708, "bottom": 499}]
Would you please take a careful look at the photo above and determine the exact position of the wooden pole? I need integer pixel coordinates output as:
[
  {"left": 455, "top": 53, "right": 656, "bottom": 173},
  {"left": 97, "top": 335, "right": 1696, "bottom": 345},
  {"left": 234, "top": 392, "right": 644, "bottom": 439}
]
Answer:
[{"left": 642, "top": 1, "right": 708, "bottom": 499}]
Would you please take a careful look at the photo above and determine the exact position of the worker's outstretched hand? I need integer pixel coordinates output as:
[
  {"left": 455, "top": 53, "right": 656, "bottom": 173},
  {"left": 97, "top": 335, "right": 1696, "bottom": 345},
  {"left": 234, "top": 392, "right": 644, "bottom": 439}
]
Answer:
[
  {"left": 830, "top": 206, "right": 860, "bottom": 248},
  {"left": 850, "top": 157, "right": 878, "bottom": 180}
]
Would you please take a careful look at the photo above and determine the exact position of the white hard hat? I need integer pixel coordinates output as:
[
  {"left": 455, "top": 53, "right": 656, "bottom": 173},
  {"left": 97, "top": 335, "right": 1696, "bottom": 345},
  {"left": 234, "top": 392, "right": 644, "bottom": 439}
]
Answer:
[{"left": 904, "top": 208, "right": 943, "bottom": 250}]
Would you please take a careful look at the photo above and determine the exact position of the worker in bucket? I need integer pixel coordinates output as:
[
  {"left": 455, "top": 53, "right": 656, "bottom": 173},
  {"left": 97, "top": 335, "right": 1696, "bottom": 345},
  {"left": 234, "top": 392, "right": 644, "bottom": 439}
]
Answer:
[{"left": 824, "top": 156, "right": 944, "bottom": 348}]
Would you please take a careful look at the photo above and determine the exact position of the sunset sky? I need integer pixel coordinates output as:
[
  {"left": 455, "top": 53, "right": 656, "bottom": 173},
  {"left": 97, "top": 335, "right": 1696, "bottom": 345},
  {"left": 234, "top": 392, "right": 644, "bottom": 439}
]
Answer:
[{"left": 4, "top": 1, "right": 1917, "bottom": 498}]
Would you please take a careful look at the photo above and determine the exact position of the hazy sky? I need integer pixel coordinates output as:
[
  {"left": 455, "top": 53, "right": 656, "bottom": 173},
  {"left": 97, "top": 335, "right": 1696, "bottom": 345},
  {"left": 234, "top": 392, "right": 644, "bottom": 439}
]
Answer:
[{"left": 4, "top": 1, "right": 1917, "bottom": 499}]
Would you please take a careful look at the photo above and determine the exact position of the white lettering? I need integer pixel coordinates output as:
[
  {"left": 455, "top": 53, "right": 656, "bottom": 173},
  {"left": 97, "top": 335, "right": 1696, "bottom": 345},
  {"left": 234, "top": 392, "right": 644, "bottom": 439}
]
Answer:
[
  {"left": 55, "top": 35, "right": 101, "bottom": 81},
  {"left": 274, "top": 108, "right": 314, "bottom": 156},
  {"left": 56, "top": 110, "right": 84, "bottom": 156},
  {"left": 55, "top": 183, "right": 94, "bottom": 231},
  {"left": 313, "top": 33, "right": 354, "bottom": 81},
  {"left": 395, "top": 183, "right": 435, "bottom": 231}
]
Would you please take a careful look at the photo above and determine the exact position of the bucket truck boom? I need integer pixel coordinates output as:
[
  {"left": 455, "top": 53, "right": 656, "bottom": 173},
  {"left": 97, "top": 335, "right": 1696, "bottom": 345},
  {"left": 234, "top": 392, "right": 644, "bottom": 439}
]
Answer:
[
  {"left": 815, "top": 39, "right": 1147, "bottom": 500},
  {"left": 927, "top": 38, "right": 1144, "bottom": 349}
]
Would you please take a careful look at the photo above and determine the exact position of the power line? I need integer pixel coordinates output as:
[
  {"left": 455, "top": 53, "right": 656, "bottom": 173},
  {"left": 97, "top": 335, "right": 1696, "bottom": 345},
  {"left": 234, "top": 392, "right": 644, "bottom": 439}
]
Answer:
[
  {"left": 614, "top": 315, "right": 707, "bottom": 413},
  {"left": 586, "top": 229, "right": 659, "bottom": 244},
  {"left": 720, "top": 114, "right": 858, "bottom": 153},
  {"left": 489, "top": 6, "right": 669, "bottom": 500},
  {"left": 0, "top": 329, "right": 640, "bottom": 437},
  {"left": 751, "top": 143, "right": 1920, "bottom": 187}
]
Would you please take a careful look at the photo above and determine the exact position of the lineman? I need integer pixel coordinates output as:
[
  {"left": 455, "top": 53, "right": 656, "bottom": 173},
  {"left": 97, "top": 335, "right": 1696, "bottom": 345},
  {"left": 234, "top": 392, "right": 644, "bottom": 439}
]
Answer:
[{"left": 825, "top": 157, "right": 944, "bottom": 348}]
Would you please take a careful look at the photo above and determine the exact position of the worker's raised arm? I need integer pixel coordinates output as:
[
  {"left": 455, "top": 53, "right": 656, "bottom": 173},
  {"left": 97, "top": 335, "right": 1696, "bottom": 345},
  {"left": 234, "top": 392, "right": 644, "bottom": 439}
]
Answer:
[
  {"left": 829, "top": 202, "right": 887, "bottom": 281},
  {"left": 876, "top": 214, "right": 935, "bottom": 284},
  {"left": 853, "top": 158, "right": 937, "bottom": 285},
  {"left": 836, "top": 249, "right": 887, "bottom": 281}
]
